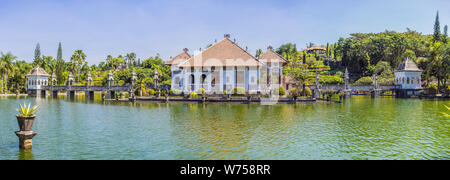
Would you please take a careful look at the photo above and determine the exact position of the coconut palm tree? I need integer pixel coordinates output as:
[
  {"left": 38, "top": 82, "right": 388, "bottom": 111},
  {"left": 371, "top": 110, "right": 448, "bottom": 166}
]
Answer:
[
  {"left": 136, "top": 77, "right": 152, "bottom": 96},
  {"left": 70, "top": 50, "right": 86, "bottom": 83},
  {"left": 0, "top": 52, "right": 17, "bottom": 94}
]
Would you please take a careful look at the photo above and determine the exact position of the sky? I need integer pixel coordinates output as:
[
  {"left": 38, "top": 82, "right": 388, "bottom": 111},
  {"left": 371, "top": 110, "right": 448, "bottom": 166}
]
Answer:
[{"left": 0, "top": 0, "right": 449, "bottom": 65}]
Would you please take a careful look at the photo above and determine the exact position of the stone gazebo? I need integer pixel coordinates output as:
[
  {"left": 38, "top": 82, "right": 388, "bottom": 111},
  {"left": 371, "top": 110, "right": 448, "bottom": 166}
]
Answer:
[
  {"left": 394, "top": 57, "right": 423, "bottom": 97},
  {"left": 26, "top": 66, "right": 50, "bottom": 97}
]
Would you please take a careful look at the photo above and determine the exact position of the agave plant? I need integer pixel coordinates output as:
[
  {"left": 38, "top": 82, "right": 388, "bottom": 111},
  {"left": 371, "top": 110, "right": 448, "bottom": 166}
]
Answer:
[
  {"left": 443, "top": 104, "right": 450, "bottom": 117},
  {"left": 16, "top": 103, "right": 39, "bottom": 117}
]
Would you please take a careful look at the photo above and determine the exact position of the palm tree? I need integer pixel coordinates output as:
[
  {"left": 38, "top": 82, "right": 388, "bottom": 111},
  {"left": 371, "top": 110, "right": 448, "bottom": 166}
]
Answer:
[
  {"left": 70, "top": 50, "right": 86, "bottom": 83},
  {"left": 136, "top": 77, "right": 151, "bottom": 96},
  {"left": 126, "top": 53, "right": 136, "bottom": 68},
  {"left": 0, "top": 52, "right": 17, "bottom": 94}
]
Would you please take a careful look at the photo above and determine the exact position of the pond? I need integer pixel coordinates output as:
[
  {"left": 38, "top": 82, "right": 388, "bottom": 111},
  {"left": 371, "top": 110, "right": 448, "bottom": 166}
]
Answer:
[{"left": 0, "top": 95, "right": 448, "bottom": 160}]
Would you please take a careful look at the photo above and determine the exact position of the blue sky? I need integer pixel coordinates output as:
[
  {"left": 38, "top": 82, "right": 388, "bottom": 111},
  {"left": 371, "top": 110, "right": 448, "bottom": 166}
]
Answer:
[{"left": 0, "top": 0, "right": 449, "bottom": 65}]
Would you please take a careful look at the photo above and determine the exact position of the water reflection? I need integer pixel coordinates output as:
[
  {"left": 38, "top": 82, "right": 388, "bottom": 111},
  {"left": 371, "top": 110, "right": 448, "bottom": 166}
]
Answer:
[
  {"left": 0, "top": 95, "right": 448, "bottom": 160},
  {"left": 17, "top": 149, "right": 34, "bottom": 160}
]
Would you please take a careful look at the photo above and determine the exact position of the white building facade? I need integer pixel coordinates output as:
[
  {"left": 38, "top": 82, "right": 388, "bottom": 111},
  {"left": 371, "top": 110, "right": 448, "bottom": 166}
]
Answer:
[
  {"left": 26, "top": 66, "right": 50, "bottom": 96},
  {"left": 166, "top": 35, "right": 288, "bottom": 95},
  {"left": 394, "top": 57, "right": 423, "bottom": 97}
]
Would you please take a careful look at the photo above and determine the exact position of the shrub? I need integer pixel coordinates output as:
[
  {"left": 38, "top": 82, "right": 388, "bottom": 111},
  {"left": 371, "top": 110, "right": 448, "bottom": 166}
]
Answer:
[
  {"left": 190, "top": 92, "right": 198, "bottom": 98},
  {"left": 223, "top": 90, "right": 227, "bottom": 95},
  {"left": 300, "top": 87, "right": 312, "bottom": 96},
  {"left": 233, "top": 87, "right": 246, "bottom": 95},
  {"left": 148, "top": 89, "right": 156, "bottom": 96},
  {"left": 278, "top": 86, "right": 286, "bottom": 96},
  {"left": 354, "top": 76, "right": 373, "bottom": 85},
  {"left": 170, "top": 88, "right": 181, "bottom": 95},
  {"left": 289, "top": 88, "right": 299, "bottom": 97},
  {"left": 319, "top": 75, "right": 344, "bottom": 84},
  {"left": 198, "top": 88, "right": 206, "bottom": 95}
]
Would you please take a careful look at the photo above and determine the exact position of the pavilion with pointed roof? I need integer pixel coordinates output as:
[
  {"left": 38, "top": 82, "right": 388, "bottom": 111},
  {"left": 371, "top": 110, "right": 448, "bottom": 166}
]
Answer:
[
  {"left": 166, "top": 34, "right": 289, "bottom": 94},
  {"left": 394, "top": 57, "right": 423, "bottom": 97},
  {"left": 26, "top": 66, "right": 50, "bottom": 96}
]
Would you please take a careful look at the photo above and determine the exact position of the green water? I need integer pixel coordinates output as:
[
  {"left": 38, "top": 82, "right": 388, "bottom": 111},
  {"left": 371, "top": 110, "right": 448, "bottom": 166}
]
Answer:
[{"left": 0, "top": 95, "right": 448, "bottom": 160}]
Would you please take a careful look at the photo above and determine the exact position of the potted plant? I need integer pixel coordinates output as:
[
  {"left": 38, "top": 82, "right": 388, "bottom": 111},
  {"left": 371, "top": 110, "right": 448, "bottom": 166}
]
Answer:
[{"left": 16, "top": 103, "right": 39, "bottom": 131}]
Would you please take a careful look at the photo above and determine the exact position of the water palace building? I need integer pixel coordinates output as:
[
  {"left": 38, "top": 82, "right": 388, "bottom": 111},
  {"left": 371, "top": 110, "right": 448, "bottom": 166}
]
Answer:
[
  {"left": 166, "top": 34, "right": 289, "bottom": 94},
  {"left": 394, "top": 57, "right": 423, "bottom": 97}
]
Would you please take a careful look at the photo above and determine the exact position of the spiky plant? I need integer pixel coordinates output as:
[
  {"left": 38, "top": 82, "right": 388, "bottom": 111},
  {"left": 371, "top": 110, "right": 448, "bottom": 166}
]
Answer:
[{"left": 16, "top": 103, "right": 39, "bottom": 117}]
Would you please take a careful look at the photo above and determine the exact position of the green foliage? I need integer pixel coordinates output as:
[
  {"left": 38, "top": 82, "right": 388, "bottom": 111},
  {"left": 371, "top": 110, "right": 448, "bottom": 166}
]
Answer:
[
  {"left": 277, "top": 86, "right": 286, "bottom": 96},
  {"left": 16, "top": 103, "right": 39, "bottom": 117},
  {"left": 170, "top": 88, "right": 181, "bottom": 95},
  {"left": 190, "top": 92, "right": 198, "bottom": 98},
  {"left": 223, "top": 90, "right": 227, "bottom": 95},
  {"left": 289, "top": 88, "right": 299, "bottom": 97},
  {"left": 233, "top": 87, "right": 246, "bottom": 95},
  {"left": 319, "top": 75, "right": 344, "bottom": 84},
  {"left": 354, "top": 76, "right": 373, "bottom": 85},
  {"left": 301, "top": 87, "right": 312, "bottom": 96},
  {"left": 148, "top": 89, "right": 156, "bottom": 96},
  {"left": 198, "top": 88, "right": 206, "bottom": 95}
]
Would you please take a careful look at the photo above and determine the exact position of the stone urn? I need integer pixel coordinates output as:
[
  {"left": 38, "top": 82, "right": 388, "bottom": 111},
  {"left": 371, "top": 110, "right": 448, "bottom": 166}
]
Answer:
[{"left": 16, "top": 115, "right": 36, "bottom": 131}]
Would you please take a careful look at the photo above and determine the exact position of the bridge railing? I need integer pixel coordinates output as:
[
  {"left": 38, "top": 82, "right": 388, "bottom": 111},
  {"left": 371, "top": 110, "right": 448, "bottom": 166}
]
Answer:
[
  {"left": 42, "top": 85, "right": 133, "bottom": 91},
  {"left": 306, "top": 84, "right": 400, "bottom": 91}
]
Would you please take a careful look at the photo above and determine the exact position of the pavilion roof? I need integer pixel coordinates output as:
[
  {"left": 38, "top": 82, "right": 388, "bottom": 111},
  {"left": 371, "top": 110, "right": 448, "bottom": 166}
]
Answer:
[
  {"left": 306, "top": 46, "right": 326, "bottom": 51},
  {"left": 177, "top": 37, "right": 263, "bottom": 67},
  {"left": 258, "top": 46, "right": 289, "bottom": 65},
  {"left": 395, "top": 57, "right": 423, "bottom": 72},
  {"left": 26, "top": 66, "right": 50, "bottom": 77},
  {"left": 165, "top": 49, "right": 192, "bottom": 66}
]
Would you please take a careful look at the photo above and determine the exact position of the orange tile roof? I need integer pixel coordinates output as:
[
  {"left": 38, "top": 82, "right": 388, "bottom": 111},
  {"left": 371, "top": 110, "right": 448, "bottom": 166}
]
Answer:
[
  {"left": 165, "top": 48, "right": 192, "bottom": 65},
  {"left": 306, "top": 46, "right": 326, "bottom": 51},
  {"left": 259, "top": 46, "right": 289, "bottom": 65},
  {"left": 178, "top": 38, "right": 263, "bottom": 67}
]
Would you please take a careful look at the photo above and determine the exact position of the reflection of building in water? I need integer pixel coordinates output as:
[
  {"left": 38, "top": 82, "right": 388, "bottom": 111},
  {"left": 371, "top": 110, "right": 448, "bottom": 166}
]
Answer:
[
  {"left": 26, "top": 66, "right": 50, "bottom": 96},
  {"left": 394, "top": 57, "right": 423, "bottom": 97},
  {"left": 166, "top": 34, "right": 289, "bottom": 95}
]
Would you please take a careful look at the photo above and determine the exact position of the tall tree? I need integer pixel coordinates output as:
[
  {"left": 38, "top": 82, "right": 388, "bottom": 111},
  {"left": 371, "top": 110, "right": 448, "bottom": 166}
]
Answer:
[
  {"left": 0, "top": 52, "right": 17, "bottom": 94},
  {"left": 55, "top": 42, "right": 65, "bottom": 84},
  {"left": 126, "top": 53, "right": 136, "bottom": 68},
  {"left": 444, "top": 25, "right": 448, "bottom": 43},
  {"left": 33, "top": 43, "right": 42, "bottom": 66},
  {"left": 70, "top": 50, "right": 86, "bottom": 83},
  {"left": 434, "top": 11, "right": 441, "bottom": 43}
]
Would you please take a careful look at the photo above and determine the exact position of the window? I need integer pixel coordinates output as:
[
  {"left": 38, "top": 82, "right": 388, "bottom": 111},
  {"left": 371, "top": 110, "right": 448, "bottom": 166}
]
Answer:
[
  {"left": 251, "top": 76, "right": 255, "bottom": 83},
  {"left": 174, "top": 77, "right": 180, "bottom": 85},
  {"left": 227, "top": 76, "right": 230, "bottom": 83},
  {"left": 201, "top": 74, "right": 207, "bottom": 84},
  {"left": 407, "top": 77, "right": 410, "bottom": 84}
]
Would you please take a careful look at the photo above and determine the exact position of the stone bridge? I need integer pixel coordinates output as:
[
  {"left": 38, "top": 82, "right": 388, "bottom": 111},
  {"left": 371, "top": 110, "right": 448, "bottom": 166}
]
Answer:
[
  {"left": 41, "top": 85, "right": 134, "bottom": 99},
  {"left": 307, "top": 84, "right": 401, "bottom": 91}
]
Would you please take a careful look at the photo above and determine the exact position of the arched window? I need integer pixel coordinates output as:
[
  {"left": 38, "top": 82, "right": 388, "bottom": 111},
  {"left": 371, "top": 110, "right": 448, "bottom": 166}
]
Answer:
[
  {"left": 201, "top": 74, "right": 207, "bottom": 84},
  {"left": 411, "top": 77, "right": 415, "bottom": 85},
  {"left": 407, "top": 77, "right": 410, "bottom": 84},
  {"left": 190, "top": 74, "right": 195, "bottom": 84},
  {"left": 175, "top": 77, "right": 180, "bottom": 86}
]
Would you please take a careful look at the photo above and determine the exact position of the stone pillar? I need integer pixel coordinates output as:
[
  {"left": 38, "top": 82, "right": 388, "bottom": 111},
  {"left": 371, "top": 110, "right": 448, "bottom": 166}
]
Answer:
[
  {"left": 372, "top": 73, "right": 381, "bottom": 98},
  {"left": 15, "top": 131, "right": 37, "bottom": 150},
  {"left": 344, "top": 68, "right": 351, "bottom": 99}
]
